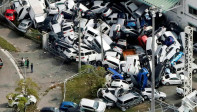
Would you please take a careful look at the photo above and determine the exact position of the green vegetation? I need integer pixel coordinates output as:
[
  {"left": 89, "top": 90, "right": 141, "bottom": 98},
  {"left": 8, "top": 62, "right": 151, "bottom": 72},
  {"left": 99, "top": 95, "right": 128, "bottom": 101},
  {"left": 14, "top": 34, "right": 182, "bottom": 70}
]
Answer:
[
  {"left": 6, "top": 78, "right": 40, "bottom": 112},
  {"left": 25, "top": 28, "right": 42, "bottom": 44},
  {"left": 0, "top": 36, "right": 17, "bottom": 51},
  {"left": 64, "top": 65, "right": 106, "bottom": 103}
]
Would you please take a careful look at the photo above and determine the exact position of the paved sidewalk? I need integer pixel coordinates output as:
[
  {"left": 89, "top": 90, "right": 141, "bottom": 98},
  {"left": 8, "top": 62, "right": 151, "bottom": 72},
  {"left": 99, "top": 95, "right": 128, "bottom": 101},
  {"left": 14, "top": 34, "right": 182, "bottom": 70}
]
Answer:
[{"left": 0, "top": 25, "right": 78, "bottom": 109}]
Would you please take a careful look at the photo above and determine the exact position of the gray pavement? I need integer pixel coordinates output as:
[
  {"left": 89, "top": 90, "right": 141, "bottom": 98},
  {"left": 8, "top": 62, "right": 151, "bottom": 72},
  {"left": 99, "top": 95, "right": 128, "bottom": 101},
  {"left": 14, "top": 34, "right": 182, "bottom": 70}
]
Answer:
[
  {"left": 0, "top": 25, "right": 78, "bottom": 110},
  {"left": 0, "top": 50, "right": 19, "bottom": 112}
]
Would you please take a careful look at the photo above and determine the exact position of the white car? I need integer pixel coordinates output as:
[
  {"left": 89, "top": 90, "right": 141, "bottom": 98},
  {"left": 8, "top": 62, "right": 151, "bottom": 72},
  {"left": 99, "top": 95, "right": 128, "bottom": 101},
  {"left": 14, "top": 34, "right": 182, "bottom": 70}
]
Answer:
[
  {"left": 62, "top": 25, "right": 74, "bottom": 37},
  {"left": 76, "top": 50, "right": 101, "bottom": 64},
  {"left": 96, "top": 22, "right": 110, "bottom": 35},
  {"left": 90, "top": 1, "right": 109, "bottom": 13},
  {"left": 124, "top": 55, "right": 141, "bottom": 76},
  {"left": 48, "top": 3, "right": 59, "bottom": 15},
  {"left": 79, "top": 98, "right": 106, "bottom": 112},
  {"left": 102, "top": 7, "right": 112, "bottom": 17},
  {"left": 109, "top": 24, "right": 121, "bottom": 38},
  {"left": 83, "top": 35, "right": 94, "bottom": 47},
  {"left": 110, "top": 79, "right": 133, "bottom": 90},
  {"left": 97, "top": 88, "right": 118, "bottom": 107},
  {"left": 141, "top": 88, "right": 166, "bottom": 101},
  {"left": 102, "top": 56, "right": 120, "bottom": 69},
  {"left": 113, "top": 46, "right": 123, "bottom": 54},
  {"left": 63, "top": 48, "right": 77, "bottom": 60},
  {"left": 83, "top": 26, "right": 100, "bottom": 37},
  {"left": 8, "top": 94, "right": 37, "bottom": 107},
  {"left": 172, "top": 59, "right": 197, "bottom": 75},
  {"left": 163, "top": 45, "right": 179, "bottom": 62},
  {"left": 162, "top": 73, "right": 185, "bottom": 85},
  {"left": 18, "top": 19, "right": 32, "bottom": 32},
  {"left": 105, "top": 50, "right": 121, "bottom": 59}
]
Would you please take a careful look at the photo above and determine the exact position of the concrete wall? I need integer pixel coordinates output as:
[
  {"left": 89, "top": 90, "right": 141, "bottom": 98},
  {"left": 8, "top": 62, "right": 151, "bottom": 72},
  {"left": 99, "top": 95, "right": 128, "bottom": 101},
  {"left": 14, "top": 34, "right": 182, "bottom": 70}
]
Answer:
[{"left": 165, "top": 0, "right": 197, "bottom": 31}]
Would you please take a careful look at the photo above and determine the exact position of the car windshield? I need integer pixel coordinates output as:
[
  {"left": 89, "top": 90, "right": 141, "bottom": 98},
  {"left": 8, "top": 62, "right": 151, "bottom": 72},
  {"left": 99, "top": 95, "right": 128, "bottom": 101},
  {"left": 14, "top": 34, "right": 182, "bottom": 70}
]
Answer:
[
  {"left": 93, "top": 101, "right": 99, "bottom": 109},
  {"left": 63, "top": 27, "right": 71, "bottom": 31},
  {"left": 6, "top": 13, "right": 13, "bottom": 16},
  {"left": 20, "top": 23, "right": 27, "bottom": 27},
  {"left": 66, "top": 49, "right": 71, "bottom": 53}
]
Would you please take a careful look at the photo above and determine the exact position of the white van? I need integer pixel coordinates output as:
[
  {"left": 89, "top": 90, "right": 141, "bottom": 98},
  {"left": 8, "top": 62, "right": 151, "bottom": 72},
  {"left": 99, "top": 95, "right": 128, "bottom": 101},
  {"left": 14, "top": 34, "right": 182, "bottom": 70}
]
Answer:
[
  {"left": 102, "top": 34, "right": 113, "bottom": 45},
  {"left": 92, "top": 36, "right": 111, "bottom": 53},
  {"left": 124, "top": 55, "right": 141, "bottom": 76},
  {"left": 146, "top": 36, "right": 158, "bottom": 55},
  {"left": 83, "top": 26, "right": 100, "bottom": 37},
  {"left": 102, "top": 56, "right": 120, "bottom": 69},
  {"left": 96, "top": 22, "right": 110, "bottom": 34}
]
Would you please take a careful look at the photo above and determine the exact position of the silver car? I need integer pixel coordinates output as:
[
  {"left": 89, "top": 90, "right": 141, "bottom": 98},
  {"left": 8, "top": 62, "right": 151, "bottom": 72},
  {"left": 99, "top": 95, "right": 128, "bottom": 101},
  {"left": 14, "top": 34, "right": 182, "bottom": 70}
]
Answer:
[{"left": 18, "top": 19, "right": 32, "bottom": 33}]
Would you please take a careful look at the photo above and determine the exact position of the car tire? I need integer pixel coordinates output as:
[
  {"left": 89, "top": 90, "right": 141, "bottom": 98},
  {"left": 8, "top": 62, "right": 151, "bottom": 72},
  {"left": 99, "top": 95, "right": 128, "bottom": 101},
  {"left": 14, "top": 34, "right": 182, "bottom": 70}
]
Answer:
[
  {"left": 193, "top": 69, "right": 197, "bottom": 74},
  {"left": 30, "top": 102, "right": 35, "bottom": 105},
  {"left": 96, "top": 61, "right": 102, "bottom": 66},
  {"left": 165, "top": 82, "right": 170, "bottom": 86},
  {"left": 144, "top": 95, "right": 148, "bottom": 100},
  {"left": 176, "top": 48, "right": 180, "bottom": 52},
  {"left": 90, "top": 61, "right": 96, "bottom": 65},
  {"left": 159, "top": 97, "right": 164, "bottom": 101},
  {"left": 13, "top": 104, "right": 17, "bottom": 108},
  {"left": 103, "top": 64, "right": 109, "bottom": 70}
]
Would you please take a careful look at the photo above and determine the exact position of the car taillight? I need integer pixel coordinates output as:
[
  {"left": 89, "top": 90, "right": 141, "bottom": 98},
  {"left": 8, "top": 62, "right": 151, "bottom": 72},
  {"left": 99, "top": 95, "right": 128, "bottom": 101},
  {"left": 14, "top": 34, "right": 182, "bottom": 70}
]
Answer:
[
  {"left": 162, "top": 80, "right": 164, "bottom": 82},
  {"left": 81, "top": 57, "right": 85, "bottom": 59},
  {"left": 76, "top": 57, "right": 78, "bottom": 58},
  {"left": 117, "top": 30, "right": 119, "bottom": 32},
  {"left": 104, "top": 14, "right": 106, "bottom": 16},
  {"left": 70, "top": 30, "right": 73, "bottom": 32},
  {"left": 64, "top": 32, "right": 66, "bottom": 34}
]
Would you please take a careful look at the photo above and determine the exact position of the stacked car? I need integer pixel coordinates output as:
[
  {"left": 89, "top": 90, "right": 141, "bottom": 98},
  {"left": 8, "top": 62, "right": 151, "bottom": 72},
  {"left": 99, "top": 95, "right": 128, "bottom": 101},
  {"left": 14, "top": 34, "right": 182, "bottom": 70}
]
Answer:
[{"left": 6, "top": 0, "right": 197, "bottom": 111}]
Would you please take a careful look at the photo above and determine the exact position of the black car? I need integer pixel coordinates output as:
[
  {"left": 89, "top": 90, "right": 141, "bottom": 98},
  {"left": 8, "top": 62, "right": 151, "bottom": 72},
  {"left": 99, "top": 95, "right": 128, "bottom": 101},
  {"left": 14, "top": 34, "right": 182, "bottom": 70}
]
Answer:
[
  {"left": 41, "top": 16, "right": 53, "bottom": 32},
  {"left": 40, "top": 107, "right": 60, "bottom": 112}
]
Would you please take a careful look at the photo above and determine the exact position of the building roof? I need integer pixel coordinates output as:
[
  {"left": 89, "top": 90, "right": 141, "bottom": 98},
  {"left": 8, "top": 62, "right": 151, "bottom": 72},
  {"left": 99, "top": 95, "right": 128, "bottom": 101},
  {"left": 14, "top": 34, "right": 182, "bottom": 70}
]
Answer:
[{"left": 138, "top": 0, "right": 180, "bottom": 12}]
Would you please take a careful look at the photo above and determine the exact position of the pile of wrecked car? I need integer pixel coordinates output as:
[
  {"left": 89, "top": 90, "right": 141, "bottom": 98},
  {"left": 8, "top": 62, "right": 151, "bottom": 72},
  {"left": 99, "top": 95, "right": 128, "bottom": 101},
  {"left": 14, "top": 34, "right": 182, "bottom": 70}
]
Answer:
[{"left": 5, "top": 0, "right": 197, "bottom": 111}]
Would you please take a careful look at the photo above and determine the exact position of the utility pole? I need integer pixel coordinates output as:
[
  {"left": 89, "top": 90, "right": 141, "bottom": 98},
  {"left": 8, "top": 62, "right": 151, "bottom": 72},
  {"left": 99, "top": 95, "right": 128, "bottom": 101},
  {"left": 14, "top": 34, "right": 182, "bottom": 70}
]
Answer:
[
  {"left": 78, "top": 10, "right": 81, "bottom": 71},
  {"left": 151, "top": 9, "right": 156, "bottom": 112},
  {"left": 99, "top": 20, "right": 104, "bottom": 61},
  {"left": 145, "top": 6, "right": 162, "bottom": 112}
]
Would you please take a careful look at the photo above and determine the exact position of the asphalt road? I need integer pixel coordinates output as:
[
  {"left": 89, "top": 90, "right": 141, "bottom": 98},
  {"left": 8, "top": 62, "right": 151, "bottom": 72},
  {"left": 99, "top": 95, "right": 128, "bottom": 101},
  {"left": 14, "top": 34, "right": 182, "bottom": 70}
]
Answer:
[{"left": 0, "top": 50, "right": 19, "bottom": 112}]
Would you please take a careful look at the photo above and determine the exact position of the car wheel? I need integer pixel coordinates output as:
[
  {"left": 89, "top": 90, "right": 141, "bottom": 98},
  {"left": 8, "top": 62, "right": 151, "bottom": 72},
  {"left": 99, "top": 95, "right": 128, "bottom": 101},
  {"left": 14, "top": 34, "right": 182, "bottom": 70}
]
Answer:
[
  {"left": 13, "top": 104, "right": 17, "bottom": 108},
  {"left": 103, "top": 64, "right": 109, "bottom": 70},
  {"left": 159, "top": 97, "right": 164, "bottom": 101},
  {"left": 96, "top": 61, "right": 102, "bottom": 66},
  {"left": 176, "top": 48, "right": 180, "bottom": 52},
  {"left": 193, "top": 69, "right": 197, "bottom": 74},
  {"left": 165, "top": 82, "right": 170, "bottom": 86},
  {"left": 144, "top": 95, "right": 148, "bottom": 100},
  {"left": 30, "top": 102, "right": 35, "bottom": 105},
  {"left": 90, "top": 61, "right": 96, "bottom": 65}
]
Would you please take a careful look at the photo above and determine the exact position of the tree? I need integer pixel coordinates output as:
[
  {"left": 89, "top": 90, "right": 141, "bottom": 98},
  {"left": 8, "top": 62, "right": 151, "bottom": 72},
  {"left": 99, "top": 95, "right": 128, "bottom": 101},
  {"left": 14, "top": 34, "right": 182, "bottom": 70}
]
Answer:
[
  {"left": 6, "top": 78, "right": 39, "bottom": 112},
  {"left": 15, "top": 78, "right": 40, "bottom": 99}
]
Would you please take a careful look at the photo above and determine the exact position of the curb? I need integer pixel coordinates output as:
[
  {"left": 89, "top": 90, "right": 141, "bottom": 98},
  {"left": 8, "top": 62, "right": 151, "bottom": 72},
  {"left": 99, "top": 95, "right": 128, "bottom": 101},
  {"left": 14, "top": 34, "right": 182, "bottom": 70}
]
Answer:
[{"left": 1, "top": 49, "right": 24, "bottom": 79}]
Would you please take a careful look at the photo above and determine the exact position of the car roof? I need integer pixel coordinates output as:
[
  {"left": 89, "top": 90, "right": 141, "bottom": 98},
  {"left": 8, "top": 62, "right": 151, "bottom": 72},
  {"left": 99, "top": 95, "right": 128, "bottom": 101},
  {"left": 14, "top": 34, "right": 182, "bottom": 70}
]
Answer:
[
  {"left": 61, "top": 101, "right": 74, "bottom": 106},
  {"left": 118, "top": 93, "right": 137, "bottom": 101},
  {"left": 80, "top": 98, "right": 95, "bottom": 107},
  {"left": 6, "top": 9, "right": 15, "bottom": 13}
]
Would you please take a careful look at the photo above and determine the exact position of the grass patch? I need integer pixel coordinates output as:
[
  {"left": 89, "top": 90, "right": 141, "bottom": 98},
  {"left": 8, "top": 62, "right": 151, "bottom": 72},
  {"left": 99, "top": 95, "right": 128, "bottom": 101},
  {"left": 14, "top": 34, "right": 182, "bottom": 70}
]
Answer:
[
  {"left": 64, "top": 65, "right": 106, "bottom": 104},
  {"left": 0, "top": 36, "right": 17, "bottom": 52},
  {"left": 25, "top": 28, "right": 42, "bottom": 44}
]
